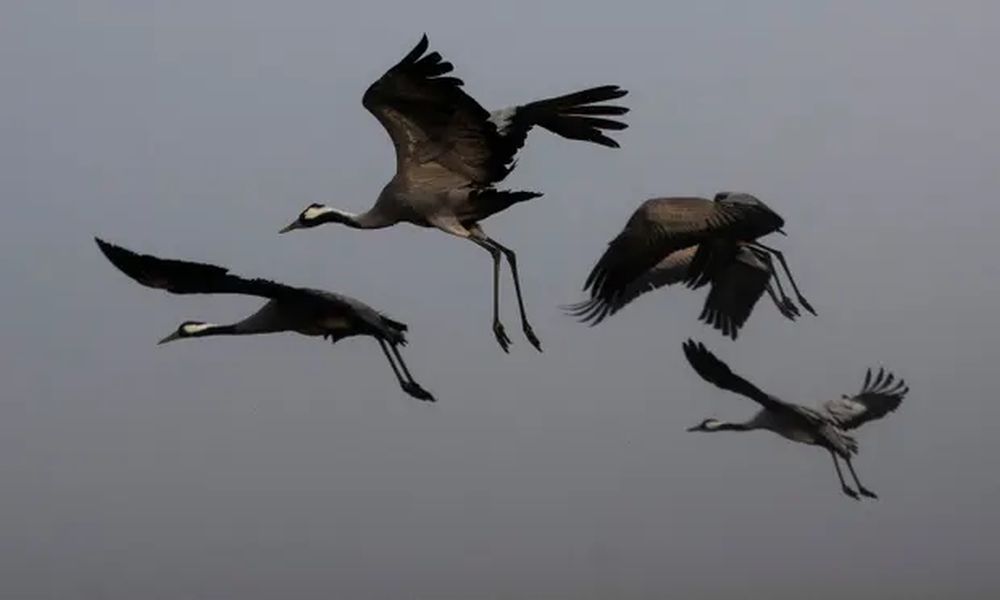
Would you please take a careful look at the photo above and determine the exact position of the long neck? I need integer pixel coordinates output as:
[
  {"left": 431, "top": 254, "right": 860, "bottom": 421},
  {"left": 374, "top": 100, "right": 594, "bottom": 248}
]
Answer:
[
  {"left": 712, "top": 421, "right": 754, "bottom": 432},
  {"left": 318, "top": 206, "right": 395, "bottom": 230}
]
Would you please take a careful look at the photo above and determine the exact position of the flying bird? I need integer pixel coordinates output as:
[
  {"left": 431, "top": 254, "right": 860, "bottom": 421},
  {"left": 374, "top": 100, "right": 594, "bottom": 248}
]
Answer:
[
  {"left": 278, "top": 34, "right": 629, "bottom": 353},
  {"left": 95, "top": 238, "right": 435, "bottom": 402},
  {"left": 682, "top": 340, "right": 907, "bottom": 500},
  {"left": 567, "top": 193, "right": 814, "bottom": 338}
]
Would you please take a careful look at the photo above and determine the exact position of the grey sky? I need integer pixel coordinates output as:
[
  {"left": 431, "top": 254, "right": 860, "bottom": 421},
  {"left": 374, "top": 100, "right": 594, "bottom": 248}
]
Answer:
[{"left": 2, "top": 0, "right": 999, "bottom": 598}]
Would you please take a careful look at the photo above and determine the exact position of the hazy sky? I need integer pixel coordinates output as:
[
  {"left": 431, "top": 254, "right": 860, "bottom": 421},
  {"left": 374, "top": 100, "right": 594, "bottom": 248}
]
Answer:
[{"left": 2, "top": 1, "right": 999, "bottom": 598}]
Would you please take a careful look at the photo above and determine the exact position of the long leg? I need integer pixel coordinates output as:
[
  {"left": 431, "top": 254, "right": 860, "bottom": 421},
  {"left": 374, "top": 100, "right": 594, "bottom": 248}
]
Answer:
[
  {"left": 750, "top": 242, "right": 816, "bottom": 315},
  {"left": 845, "top": 458, "right": 877, "bottom": 499},
  {"left": 469, "top": 235, "right": 512, "bottom": 352},
  {"left": 378, "top": 339, "right": 434, "bottom": 402},
  {"left": 750, "top": 246, "right": 799, "bottom": 317},
  {"left": 765, "top": 281, "right": 798, "bottom": 320},
  {"left": 482, "top": 235, "right": 542, "bottom": 352},
  {"left": 829, "top": 451, "right": 860, "bottom": 500},
  {"left": 762, "top": 260, "right": 800, "bottom": 319},
  {"left": 389, "top": 342, "right": 435, "bottom": 402},
  {"left": 378, "top": 338, "right": 407, "bottom": 388}
]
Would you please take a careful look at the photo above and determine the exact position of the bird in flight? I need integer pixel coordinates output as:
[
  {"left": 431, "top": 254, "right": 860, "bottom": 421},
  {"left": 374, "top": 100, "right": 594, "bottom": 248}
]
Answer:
[
  {"left": 567, "top": 193, "right": 814, "bottom": 338},
  {"left": 95, "top": 238, "right": 435, "bottom": 402},
  {"left": 279, "top": 34, "right": 629, "bottom": 352},
  {"left": 683, "top": 340, "right": 907, "bottom": 500}
]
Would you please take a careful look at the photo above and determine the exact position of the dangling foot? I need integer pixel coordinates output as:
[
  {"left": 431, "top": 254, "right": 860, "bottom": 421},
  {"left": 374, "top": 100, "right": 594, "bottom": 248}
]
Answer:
[
  {"left": 842, "top": 486, "right": 861, "bottom": 500},
  {"left": 523, "top": 323, "right": 542, "bottom": 352},
  {"left": 858, "top": 486, "right": 878, "bottom": 499},
  {"left": 402, "top": 381, "right": 436, "bottom": 403},
  {"left": 781, "top": 298, "right": 801, "bottom": 319},
  {"left": 799, "top": 296, "right": 817, "bottom": 316},
  {"left": 493, "top": 322, "right": 512, "bottom": 353}
]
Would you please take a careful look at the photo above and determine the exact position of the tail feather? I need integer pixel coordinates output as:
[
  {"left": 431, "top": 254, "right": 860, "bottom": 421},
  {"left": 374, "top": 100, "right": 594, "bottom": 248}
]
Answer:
[{"left": 379, "top": 315, "right": 409, "bottom": 346}]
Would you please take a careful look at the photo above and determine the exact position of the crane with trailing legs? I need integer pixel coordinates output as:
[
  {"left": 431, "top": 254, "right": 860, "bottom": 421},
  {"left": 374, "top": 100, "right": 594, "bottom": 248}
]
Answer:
[
  {"left": 278, "top": 34, "right": 629, "bottom": 352},
  {"left": 567, "top": 192, "right": 815, "bottom": 338},
  {"left": 682, "top": 340, "right": 907, "bottom": 500},
  {"left": 95, "top": 238, "right": 435, "bottom": 402}
]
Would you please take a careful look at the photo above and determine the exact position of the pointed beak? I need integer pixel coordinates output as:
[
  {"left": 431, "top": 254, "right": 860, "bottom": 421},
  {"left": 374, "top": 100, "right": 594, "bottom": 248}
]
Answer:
[
  {"left": 686, "top": 425, "right": 701, "bottom": 432},
  {"left": 776, "top": 228, "right": 788, "bottom": 236},
  {"left": 157, "top": 331, "right": 182, "bottom": 345},
  {"left": 278, "top": 221, "right": 300, "bottom": 234}
]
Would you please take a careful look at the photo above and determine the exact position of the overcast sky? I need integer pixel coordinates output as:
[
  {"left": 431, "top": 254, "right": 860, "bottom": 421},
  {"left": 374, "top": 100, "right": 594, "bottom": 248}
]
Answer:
[{"left": 2, "top": 1, "right": 999, "bottom": 598}]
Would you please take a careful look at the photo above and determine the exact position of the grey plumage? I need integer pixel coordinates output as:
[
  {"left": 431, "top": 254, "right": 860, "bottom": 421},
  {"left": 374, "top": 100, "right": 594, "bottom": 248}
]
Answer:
[
  {"left": 683, "top": 340, "right": 908, "bottom": 500},
  {"left": 567, "top": 193, "right": 813, "bottom": 338},
  {"left": 95, "top": 238, "right": 434, "bottom": 402},
  {"left": 279, "top": 34, "right": 629, "bottom": 353}
]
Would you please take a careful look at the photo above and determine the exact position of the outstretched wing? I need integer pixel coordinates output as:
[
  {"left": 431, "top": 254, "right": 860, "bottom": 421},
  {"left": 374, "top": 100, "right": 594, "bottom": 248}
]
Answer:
[
  {"left": 581, "top": 198, "right": 780, "bottom": 313},
  {"left": 95, "top": 238, "right": 296, "bottom": 300},
  {"left": 363, "top": 35, "right": 629, "bottom": 187},
  {"left": 362, "top": 34, "right": 507, "bottom": 184},
  {"left": 681, "top": 339, "right": 788, "bottom": 411},
  {"left": 683, "top": 339, "right": 829, "bottom": 431},
  {"left": 699, "top": 245, "right": 772, "bottom": 339},
  {"left": 564, "top": 245, "right": 696, "bottom": 325},
  {"left": 823, "top": 368, "right": 908, "bottom": 430}
]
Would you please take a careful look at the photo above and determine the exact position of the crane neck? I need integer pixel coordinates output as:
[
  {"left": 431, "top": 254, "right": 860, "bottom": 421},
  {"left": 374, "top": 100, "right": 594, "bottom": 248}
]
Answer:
[
  {"left": 712, "top": 421, "right": 754, "bottom": 432},
  {"left": 319, "top": 207, "right": 396, "bottom": 230}
]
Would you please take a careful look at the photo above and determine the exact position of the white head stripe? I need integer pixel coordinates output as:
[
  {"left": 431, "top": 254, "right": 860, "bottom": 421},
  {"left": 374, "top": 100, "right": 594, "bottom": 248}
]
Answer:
[{"left": 303, "top": 206, "right": 334, "bottom": 220}]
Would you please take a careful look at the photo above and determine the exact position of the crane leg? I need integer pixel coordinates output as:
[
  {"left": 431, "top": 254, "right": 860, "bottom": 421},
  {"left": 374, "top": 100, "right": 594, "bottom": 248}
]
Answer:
[
  {"left": 378, "top": 339, "right": 434, "bottom": 402},
  {"left": 389, "top": 342, "right": 435, "bottom": 402},
  {"left": 482, "top": 236, "right": 542, "bottom": 352},
  {"left": 845, "top": 458, "right": 878, "bottom": 499},
  {"left": 765, "top": 281, "right": 799, "bottom": 320},
  {"left": 829, "top": 451, "right": 860, "bottom": 500},
  {"left": 750, "top": 242, "right": 817, "bottom": 315},
  {"left": 469, "top": 231, "right": 512, "bottom": 352},
  {"left": 748, "top": 246, "right": 798, "bottom": 318},
  {"left": 762, "top": 259, "right": 800, "bottom": 320}
]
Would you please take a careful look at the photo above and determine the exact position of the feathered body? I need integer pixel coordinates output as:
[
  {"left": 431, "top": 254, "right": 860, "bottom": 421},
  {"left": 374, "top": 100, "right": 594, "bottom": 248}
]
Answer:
[{"left": 683, "top": 340, "right": 907, "bottom": 499}]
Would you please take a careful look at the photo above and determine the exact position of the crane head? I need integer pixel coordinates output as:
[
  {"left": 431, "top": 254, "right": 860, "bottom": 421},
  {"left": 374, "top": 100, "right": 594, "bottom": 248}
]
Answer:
[
  {"left": 279, "top": 203, "right": 335, "bottom": 233},
  {"left": 157, "top": 321, "right": 213, "bottom": 345},
  {"left": 687, "top": 418, "right": 724, "bottom": 432}
]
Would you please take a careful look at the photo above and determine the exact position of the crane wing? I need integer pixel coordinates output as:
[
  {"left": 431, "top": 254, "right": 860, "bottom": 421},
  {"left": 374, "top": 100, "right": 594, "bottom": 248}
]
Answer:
[
  {"left": 362, "top": 35, "right": 629, "bottom": 188},
  {"left": 823, "top": 368, "right": 908, "bottom": 430},
  {"left": 564, "top": 245, "right": 696, "bottom": 324},
  {"left": 699, "top": 244, "right": 772, "bottom": 339},
  {"left": 96, "top": 238, "right": 297, "bottom": 300},
  {"left": 362, "top": 34, "right": 508, "bottom": 185},
  {"left": 580, "top": 198, "right": 779, "bottom": 312},
  {"left": 681, "top": 339, "right": 791, "bottom": 411}
]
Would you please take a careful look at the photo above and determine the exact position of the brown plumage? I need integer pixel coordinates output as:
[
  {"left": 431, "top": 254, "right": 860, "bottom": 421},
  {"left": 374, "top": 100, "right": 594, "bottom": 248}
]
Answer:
[
  {"left": 567, "top": 193, "right": 813, "bottom": 338},
  {"left": 280, "top": 34, "right": 630, "bottom": 353}
]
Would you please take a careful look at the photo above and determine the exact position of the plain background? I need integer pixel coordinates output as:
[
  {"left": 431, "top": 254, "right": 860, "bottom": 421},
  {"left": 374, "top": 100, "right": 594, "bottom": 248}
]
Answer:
[{"left": 2, "top": 1, "right": 999, "bottom": 598}]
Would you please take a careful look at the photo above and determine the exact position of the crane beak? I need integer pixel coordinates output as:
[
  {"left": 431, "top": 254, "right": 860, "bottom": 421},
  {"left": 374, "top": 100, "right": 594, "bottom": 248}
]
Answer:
[
  {"left": 686, "top": 424, "right": 702, "bottom": 432},
  {"left": 776, "top": 228, "right": 788, "bottom": 236},
  {"left": 157, "top": 331, "right": 182, "bottom": 345},
  {"left": 278, "top": 221, "right": 300, "bottom": 234}
]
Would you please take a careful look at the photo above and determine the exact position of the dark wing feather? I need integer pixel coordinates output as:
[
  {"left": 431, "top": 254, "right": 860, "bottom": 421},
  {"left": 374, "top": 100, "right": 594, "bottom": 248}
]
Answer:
[
  {"left": 362, "top": 34, "right": 506, "bottom": 183},
  {"left": 498, "top": 85, "right": 630, "bottom": 152},
  {"left": 564, "top": 245, "right": 695, "bottom": 325},
  {"left": 823, "top": 367, "right": 908, "bottom": 430},
  {"left": 682, "top": 339, "right": 788, "bottom": 412},
  {"left": 699, "top": 244, "right": 772, "bottom": 339},
  {"left": 363, "top": 36, "right": 629, "bottom": 186},
  {"left": 95, "top": 238, "right": 296, "bottom": 300},
  {"left": 581, "top": 198, "right": 779, "bottom": 312}
]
